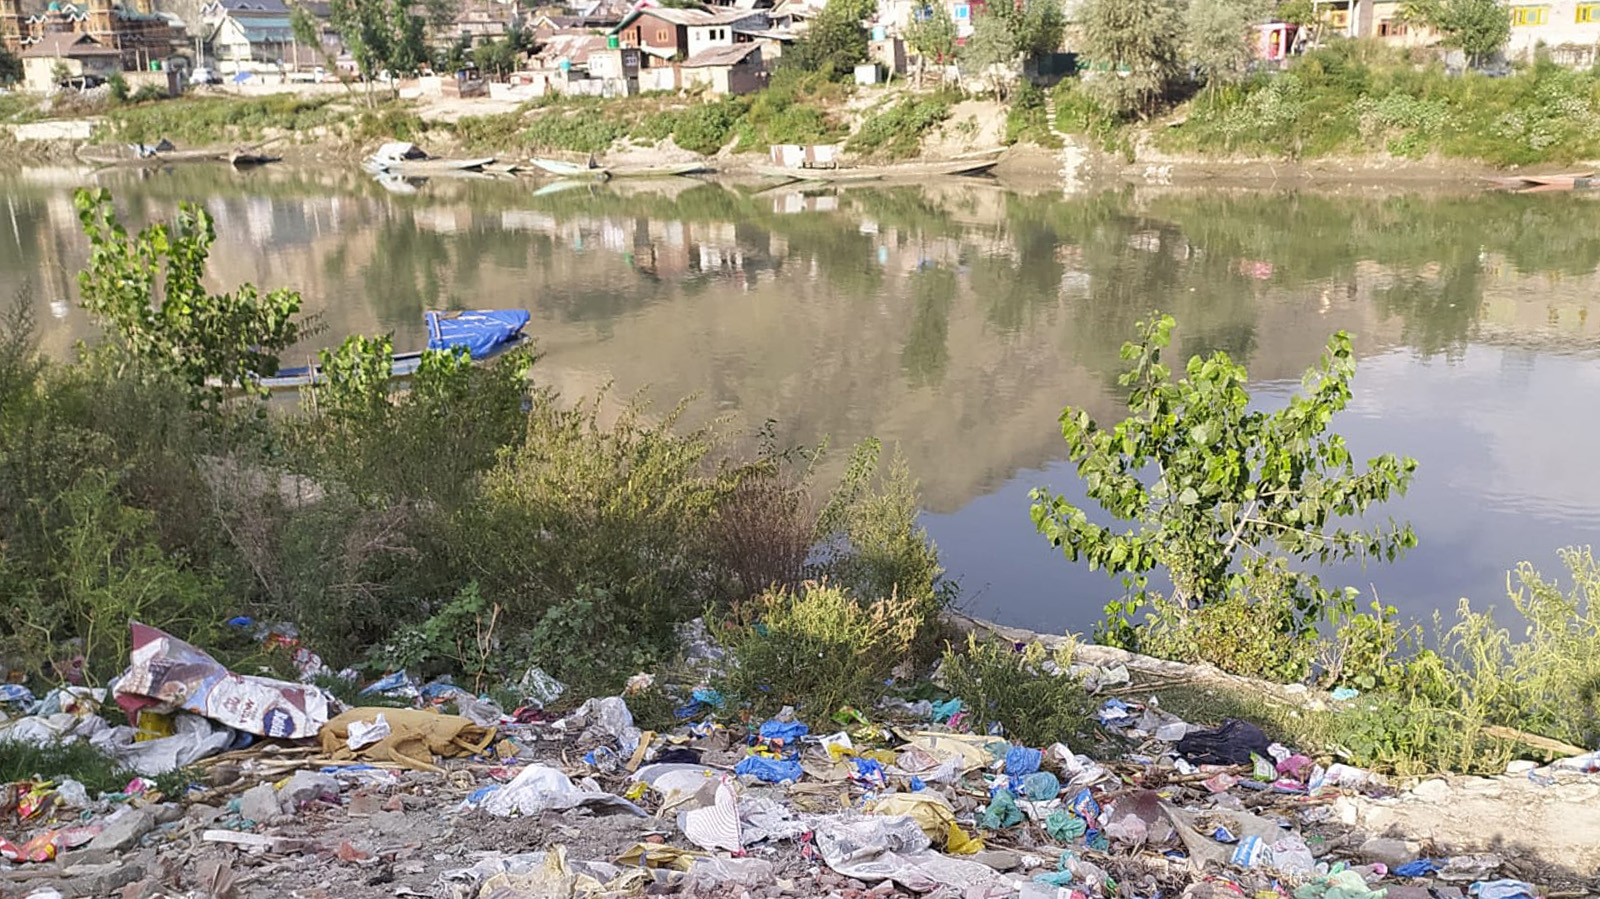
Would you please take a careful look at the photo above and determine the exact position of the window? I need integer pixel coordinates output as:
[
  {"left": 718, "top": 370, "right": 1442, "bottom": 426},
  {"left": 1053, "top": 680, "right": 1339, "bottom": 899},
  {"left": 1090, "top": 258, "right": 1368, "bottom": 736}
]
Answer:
[
  {"left": 1578, "top": 2, "right": 1600, "bottom": 22},
  {"left": 1378, "top": 18, "right": 1407, "bottom": 35},
  {"left": 1509, "top": 5, "right": 1548, "bottom": 25},
  {"left": 1328, "top": 9, "right": 1349, "bottom": 26},
  {"left": 655, "top": 27, "right": 668, "bottom": 40}
]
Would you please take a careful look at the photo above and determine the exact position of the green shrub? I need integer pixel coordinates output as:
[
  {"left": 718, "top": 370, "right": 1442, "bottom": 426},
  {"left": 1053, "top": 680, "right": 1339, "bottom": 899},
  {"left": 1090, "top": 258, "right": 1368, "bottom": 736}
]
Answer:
[
  {"left": 847, "top": 92, "right": 956, "bottom": 159},
  {"left": 104, "top": 94, "right": 341, "bottom": 144},
  {"left": 1003, "top": 83, "right": 1061, "bottom": 148},
  {"left": 0, "top": 739, "right": 132, "bottom": 795},
  {"left": 719, "top": 580, "right": 919, "bottom": 716},
  {"left": 940, "top": 636, "right": 1095, "bottom": 746},
  {"left": 522, "top": 108, "right": 630, "bottom": 153}
]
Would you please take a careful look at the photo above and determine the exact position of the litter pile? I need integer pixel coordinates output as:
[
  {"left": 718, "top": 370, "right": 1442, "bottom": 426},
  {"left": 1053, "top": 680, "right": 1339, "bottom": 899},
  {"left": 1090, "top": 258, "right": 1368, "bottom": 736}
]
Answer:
[{"left": 1, "top": 619, "right": 1597, "bottom": 899}]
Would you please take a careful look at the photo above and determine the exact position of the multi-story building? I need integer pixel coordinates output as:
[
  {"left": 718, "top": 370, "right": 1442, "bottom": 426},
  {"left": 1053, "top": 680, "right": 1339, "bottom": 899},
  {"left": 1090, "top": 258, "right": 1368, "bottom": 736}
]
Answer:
[{"left": 1, "top": 0, "right": 183, "bottom": 70}]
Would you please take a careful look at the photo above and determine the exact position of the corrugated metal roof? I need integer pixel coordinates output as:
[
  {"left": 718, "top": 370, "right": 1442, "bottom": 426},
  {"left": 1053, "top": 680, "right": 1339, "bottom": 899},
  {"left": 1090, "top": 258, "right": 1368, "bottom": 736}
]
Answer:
[{"left": 680, "top": 41, "right": 759, "bottom": 66}]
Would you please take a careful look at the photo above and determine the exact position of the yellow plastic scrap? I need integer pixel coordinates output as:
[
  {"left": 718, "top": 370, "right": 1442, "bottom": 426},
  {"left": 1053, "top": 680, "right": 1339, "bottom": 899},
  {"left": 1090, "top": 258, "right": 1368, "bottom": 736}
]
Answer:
[
  {"left": 870, "top": 792, "right": 957, "bottom": 843},
  {"left": 624, "top": 781, "right": 649, "bottom": 801},
  {"left": 615, "top": 842, "right": 703, "bottom": 871},
  {"left": 945, "top": 822, "right": 984, "bottom": 855},
  {"left": 318, "top": 707, "right": 496, "bottom": 773},
  {"left": 900, "top": 733, "right": 993, "bottom": 774},
  {"left": 134, "top": 709, "right": 174, "bottom": 742}
]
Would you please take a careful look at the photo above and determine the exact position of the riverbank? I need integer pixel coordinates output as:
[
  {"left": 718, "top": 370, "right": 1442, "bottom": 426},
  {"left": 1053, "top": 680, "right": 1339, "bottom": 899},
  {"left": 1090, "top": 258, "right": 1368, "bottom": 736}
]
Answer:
[{"left": 7, "top": 65, "right": 1599, "bottom": 190}]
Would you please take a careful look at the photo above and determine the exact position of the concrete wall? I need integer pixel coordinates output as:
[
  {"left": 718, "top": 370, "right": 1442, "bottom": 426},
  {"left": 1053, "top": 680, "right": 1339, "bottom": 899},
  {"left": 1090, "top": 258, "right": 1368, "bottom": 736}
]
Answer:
[{"left": 1504, "top": 0, "right": 1600, "bottom": 60}]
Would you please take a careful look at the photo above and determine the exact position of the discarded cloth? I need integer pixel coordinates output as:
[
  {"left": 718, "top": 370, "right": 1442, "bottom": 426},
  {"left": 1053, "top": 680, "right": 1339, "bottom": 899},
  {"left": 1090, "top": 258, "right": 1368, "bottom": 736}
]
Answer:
[
  {"left": 1394, "top": 859, "right": 1446, "bottom": 878},
  {"left": 113, "top": 622, "right": 330, "bottom": 739},
  {"left": 320, "top": 707, "right": 495, "bottom": 772},
  {"left": 1469, "top": 881, "right": 1538, "bottom": 899},
  {"left": 1175, "top": 718, "right": 1274, "bottom": 766}
]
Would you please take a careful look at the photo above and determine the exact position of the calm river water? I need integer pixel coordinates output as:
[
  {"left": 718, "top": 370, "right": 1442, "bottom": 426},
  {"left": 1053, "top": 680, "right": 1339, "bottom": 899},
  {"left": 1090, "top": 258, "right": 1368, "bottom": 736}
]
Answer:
[{"left": 5, "top": 163, "right": 1599, "bottom": 636}]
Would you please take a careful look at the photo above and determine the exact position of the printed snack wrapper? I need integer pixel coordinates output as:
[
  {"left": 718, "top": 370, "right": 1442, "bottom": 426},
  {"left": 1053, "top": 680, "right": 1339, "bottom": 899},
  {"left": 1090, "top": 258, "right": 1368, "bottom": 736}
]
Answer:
[{"left": 113, "top": 621, "right": 330, "bottom": 739}]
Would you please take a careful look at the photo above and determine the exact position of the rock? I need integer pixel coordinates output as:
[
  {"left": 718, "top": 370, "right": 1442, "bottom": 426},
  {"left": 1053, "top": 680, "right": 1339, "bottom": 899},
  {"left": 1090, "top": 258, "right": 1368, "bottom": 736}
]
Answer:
[
  {"left": 347, "top": 791, "right": 384, "bottom": 816},
  {"left": 968, "top": 849, "right": 1021, "bottom": 872},
  {"left": 279, "top": 771, "right": 340, "bottom": 811},
  {"left": 1410, "top": 778, "right": 1450, "bottom": 801},
  {"left": 1504, "top": 760, "right": 1537, "bottom": 776},
  {"left": 370, "top": 809, "right": 409, "bottom": 835},
  {"left": 186, "top": 803, "right": 225, "bottom": 825},
  {"left": 1358, "top": 836, "right": 1417, "bottom": 868},
  {"left": 239, "top": 783, "right": 280, "bottom": 823},
  {"left": 151, "top": 803, "right": 182, "bottom": 824},
  {"left": 58, "top": 847, "right": 117, "bottom": 867},
  {"left": 86, "top": 809, "right": 156, "bottom": 853}
]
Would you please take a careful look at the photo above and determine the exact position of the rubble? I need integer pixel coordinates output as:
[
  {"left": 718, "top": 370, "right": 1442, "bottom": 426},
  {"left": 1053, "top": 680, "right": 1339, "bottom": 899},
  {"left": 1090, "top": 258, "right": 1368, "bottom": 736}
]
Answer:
[{"left": 1, "top": 620, "right": 1598, "bottom": 898}]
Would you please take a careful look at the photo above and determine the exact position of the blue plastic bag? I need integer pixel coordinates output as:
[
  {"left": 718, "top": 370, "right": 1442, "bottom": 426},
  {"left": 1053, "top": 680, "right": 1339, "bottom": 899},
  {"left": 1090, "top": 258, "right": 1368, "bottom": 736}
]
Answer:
[
  {"left": 734, "top": 756, "right": 803, "bottom": 783},
  {"left": 758, "top": 719, "right": 810, "bottom": 742},
  {"left": 1394, "top": 859, "right": 1445, "bottom": 877},
  {"left": 1005, "top": 744, "right": 1042, "bottom": 776},
  {"left": 851, "top": 757, "right": 887, "bottom": 788},
  {"left": 1018, "top": 770, "right": 1061, "bottom": 801}
]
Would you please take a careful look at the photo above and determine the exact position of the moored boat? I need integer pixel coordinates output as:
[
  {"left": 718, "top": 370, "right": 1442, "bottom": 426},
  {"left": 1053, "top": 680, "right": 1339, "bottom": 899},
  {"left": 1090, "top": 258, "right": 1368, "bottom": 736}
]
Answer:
[{"left": 252, "top": 310, "right": 531, "bottom": 390}]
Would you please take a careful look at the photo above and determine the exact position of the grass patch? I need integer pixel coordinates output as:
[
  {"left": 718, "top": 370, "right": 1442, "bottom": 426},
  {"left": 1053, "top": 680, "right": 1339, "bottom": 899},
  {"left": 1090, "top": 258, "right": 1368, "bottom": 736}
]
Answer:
[
  {"left": 101, "top": 94, "right": 344, "bottom": 145},
  {"left": 0, "top": 739, "right": 132, "bottom": 795},
  {"left": 1003, "top": 83, "right": 1062, "bottom": 149},
  {"left": 941, "top": 635, "right": 1097, "bottom": 746}
]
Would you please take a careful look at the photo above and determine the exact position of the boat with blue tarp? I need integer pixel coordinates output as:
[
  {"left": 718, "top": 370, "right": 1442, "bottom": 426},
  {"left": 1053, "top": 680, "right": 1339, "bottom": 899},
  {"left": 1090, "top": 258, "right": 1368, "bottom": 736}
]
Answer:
[{"left": 255, "top": 309, "right": 530, "bottom": 390}]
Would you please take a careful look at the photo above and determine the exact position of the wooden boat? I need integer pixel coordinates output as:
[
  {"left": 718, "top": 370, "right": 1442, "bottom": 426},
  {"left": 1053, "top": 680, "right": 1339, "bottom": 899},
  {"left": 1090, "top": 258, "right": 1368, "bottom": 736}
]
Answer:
[
  {"left": 606, "top": 161, "right": 712, "bottom": 178},
  {"left": 752, "top": 157, "right": 1000, "bottom": 184},
  {"left": 229, "top": 150, "right": 280, "bottom": 167},
  {"left": 529, "top": 157, "right": 611, "bottom": 179},
  {"left": 364, "top": 141, "right": 495, "bottom": 175},
  {"left": 241, "top": 310, "right": 531, "bottom": 390},
  {"left": 1485, "top": 171, "right": 1595, "bottom": 193},
  {"left": 81, "top": 146, "right": 232, "bottom": 166}
]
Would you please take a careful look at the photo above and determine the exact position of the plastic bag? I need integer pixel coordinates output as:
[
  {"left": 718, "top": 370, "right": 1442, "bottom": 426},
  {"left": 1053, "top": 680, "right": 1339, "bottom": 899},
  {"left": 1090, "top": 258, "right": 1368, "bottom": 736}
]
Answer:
[
  {"left": 734, "top": 756, "right": 802, "bottom": 784},
  {"left": 480, "top": 764, "right": 646, "bottom": 817},
  {"left": 980, "top": 789, "right": 1024, "bottom": 830},
  {"left": 1176, "top": 719, "right": 1274, "bottom": 765}
]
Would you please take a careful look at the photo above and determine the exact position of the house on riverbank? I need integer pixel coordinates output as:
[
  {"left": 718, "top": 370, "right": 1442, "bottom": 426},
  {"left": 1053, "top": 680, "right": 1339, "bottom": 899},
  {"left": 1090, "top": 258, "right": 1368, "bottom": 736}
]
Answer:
[{"left": 1, "top": 0, "right": 184, "bottom": 70}]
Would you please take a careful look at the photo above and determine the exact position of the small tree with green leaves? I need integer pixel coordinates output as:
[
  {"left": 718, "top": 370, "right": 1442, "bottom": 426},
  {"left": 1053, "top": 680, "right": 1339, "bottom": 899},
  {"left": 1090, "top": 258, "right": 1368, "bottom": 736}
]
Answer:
[
  {"left": 1030, "top": 314, "right": 1418, "bottom": 660},
  {"left": 72, "top": 188, "right": 303, "bottom": 408},
  {"left": 1078, "top": 0, "right": 1185, "bottom": 117},
  {"left": 1401, "top": 0, "right": 1508, "bottom": 67},
  {"left": 1186, "top": 0, "right": 1268, "bottom": 92},
  {"left": 0, "top": 45, "right": 21, "bottom": 85},
  {"left": 965, "top": 0, "right": 1064, "bottom": 98},
  {"left": 329, "top": 0, "right": 429, "bottom": 101},
  {"left": 782, "top": 0, "right": 874, "bottom": 79},
  {"left": 906, "top": 3, "right": 957, "bottom": 83}
]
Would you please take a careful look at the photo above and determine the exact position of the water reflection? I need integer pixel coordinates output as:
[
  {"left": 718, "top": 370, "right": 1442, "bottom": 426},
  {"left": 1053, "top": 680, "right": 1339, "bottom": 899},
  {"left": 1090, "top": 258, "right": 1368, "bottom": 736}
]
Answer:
[{"left": 4, "top": 165, "right": 1600, "bottom": 633}]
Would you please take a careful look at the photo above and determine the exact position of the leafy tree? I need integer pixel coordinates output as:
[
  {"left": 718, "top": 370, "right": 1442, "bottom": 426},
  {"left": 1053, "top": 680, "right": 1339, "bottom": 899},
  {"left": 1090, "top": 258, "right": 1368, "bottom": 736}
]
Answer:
[
  {"left": 471, "top": 37, "right": 519, "bottom": 79},
  {"left": 1030, "top": 314, "right": 1417, "bottom": 647},
  {"left": 783, "top": 0, "right": 874, "bottom": 79},
  {"left": 72, "top": 188, "right": 303, "bottom": 407},
  {"left": 0, "top": 45, "right": 20, "bottom": 85},
  {"left": 1186, "top": 0, "right": 1268, "bottom": 90},
  {"left": 965, "top": 0, "right": 1064, "bottom": 97},
  {"left": 906, "top": 2, "right": 958, "bottom": 76},
  {"left": 329, "top": 0, "right": 429, "bottom": 101},
  {"left": 1078, "top": 0, "right": 1185, "bottom": 117},
  {"left": 107, "top": 71, "right": 129, "bottom": 102},
  {"left": 1401, "top": 0, "right": 1508, "bottom": 67}
]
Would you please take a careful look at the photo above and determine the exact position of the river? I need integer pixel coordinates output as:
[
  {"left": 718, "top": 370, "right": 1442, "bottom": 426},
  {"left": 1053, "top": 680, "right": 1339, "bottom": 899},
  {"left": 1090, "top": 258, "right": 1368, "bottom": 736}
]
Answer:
[{"left": 4, "top": 163, "right": 1599, "bottom": 636}]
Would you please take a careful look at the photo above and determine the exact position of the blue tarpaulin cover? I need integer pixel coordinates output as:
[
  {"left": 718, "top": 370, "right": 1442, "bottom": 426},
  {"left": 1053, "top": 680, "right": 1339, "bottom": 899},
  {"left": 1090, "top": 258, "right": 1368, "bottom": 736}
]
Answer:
[{"left": 425, "top": 310, "right": 531, "bottom": 359}]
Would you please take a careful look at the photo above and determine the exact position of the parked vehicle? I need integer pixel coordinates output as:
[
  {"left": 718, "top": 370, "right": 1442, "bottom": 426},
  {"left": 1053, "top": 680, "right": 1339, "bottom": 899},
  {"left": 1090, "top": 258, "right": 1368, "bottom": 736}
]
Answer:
[{"left": 190, "top": 67, "right": 221, "bottom": 85}]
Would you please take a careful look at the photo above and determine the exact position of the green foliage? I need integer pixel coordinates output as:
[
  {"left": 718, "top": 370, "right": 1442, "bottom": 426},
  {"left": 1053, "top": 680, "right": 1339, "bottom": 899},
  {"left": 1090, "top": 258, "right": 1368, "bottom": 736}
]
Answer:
[
  {"left": 0, "top": 739, "right": 133, "bottom": 796},
  {"left": 103, "top": 94, "right": 340, "bottom": 147},
  {"left": 107, "top": 72, "right": 130, "bottom": 103},
  {"left": 1164, "top": 47, "right": 1600, "bottom": 165},
  {"left": 1136, "top": 571, "right": 1319, "bottom": 681},
  {"left": 784, "top": 0, "right": 874, "bottom": 79},
  {"left": 965, "top": 0, "right": 1064, "bottom": 97},
  {"left": 940, "top": 636, "right": 1095, "bottom": 746},
  {"left": 670, "top": 98, "right": 744, "bottom": 155},
  {"left": 329, "top": 0, "right": 428, "bottom": 97},
  {"left": 0, "top": 45, "right": 21, "bottom": 86},
  {"left": 1031, "top": 314, "right": 1417, "bottom": 672},
  {"left": 128, "top": 84, "right": 166, "bottom": 104},
  {"left": 1186, "top": 0, "right": 1269, "bottom": 89},
  {"left": 72, "top": 188, "right": 303, "bottom": 407},
  {"left": 719, "top": 581, "right": 919, "bottom": 716},
  {"left": 813, "top": 439, "right": 950, "bottom": 626},
  {"left": 1319, "top": 600, "right": 1416, "bottom": 692},
  {"left": 847, "top": 92, "right": 956, "bottom": 159},
  {"left": 1004, "top": 83, "right": 1062, "bottom": 147},
  {"left": 733, "top": 69, "right": 847, "bottom": 148},
  {"left": 1078, "top": 0, "right": 1184, "bottom": 117},
  {"left": 522, "top": 107, "right": 631, "bottom": 153},
  {"left": 472, "top": 37, "right": 520, "bottom": 79},
  {"left": 370, "top": 581, "right": 500, "bottom": 688},
  {"left": 906, "top": 3, "right": 958, "bottom": 66},
  {"left": 1402, "top": 0, "right": 1509, "bottom": 66}
]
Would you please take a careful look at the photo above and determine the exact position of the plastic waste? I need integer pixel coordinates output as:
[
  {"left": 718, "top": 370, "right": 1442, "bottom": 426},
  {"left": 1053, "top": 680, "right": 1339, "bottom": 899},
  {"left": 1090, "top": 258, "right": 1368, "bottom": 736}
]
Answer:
[
  {"left": 558, "top": 696, "right": 642, "bottom": 755},
  {"left": 811, "top": 814, "right": 1006, "bottom": 894},
  {"left": 1096, "top": 698, "right": 1137, "bottom": 727},
  {"left": 1331, "top": 686, "right": 1361, "bottom": 700},
  {"left": 1394, "top": 859, "right": 1446, "bottom": 877},
  {"left": 1018, "top": 770, "right": 1060, "bottom": 801},
  {"left": 346, "top": 713, "right": 390, "bottom": 751},
  {"left": 92, "top": 711, "right": 235, "bottom": 776},
  {"left": 361, "top": 670, "right": 420, "bottom": 699},
  {"left": 871, "top": 791, "right": 958, "bottom": 842},
  {"left": 480, "top": 764, "right": 646, "bottom": 817},
  {"left": 517, "top": 666, "right": 566, "bottom": 708},
  {"left": 1005, "top": 744, "right": 1042, "bottom": 776},
  {"left": 1175, "top": 718, "right": 1274, "bottom": 765},
  {"left": 1293, "top": 868, "right": 1389, "bottom": 899},
  {"left": 680, "top": 775, "right": 741, "bottom": 851},
  {"left": 1044, "top": 810, "right": 1086, "bottom": 842},
  {"left": 686, "top": 856, "right": 775, "bottom": 889},
  {"left": 321, "top": 706, "right": 494, "bottom": 772},
  {"left": 851, "top": 756, "right": 887, "bottom": 788},
  {"left": 734, "top": 756, "right": 802, "bottom": 784},
  {"left": 979, "top": 789, "right": 1024, "bottom": 830},
  {"left": 757, "top": 719, "right": 809, "bottom": 742},
  {"left": 930, "top": 698, "right": 963, "bottom": 723}
]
